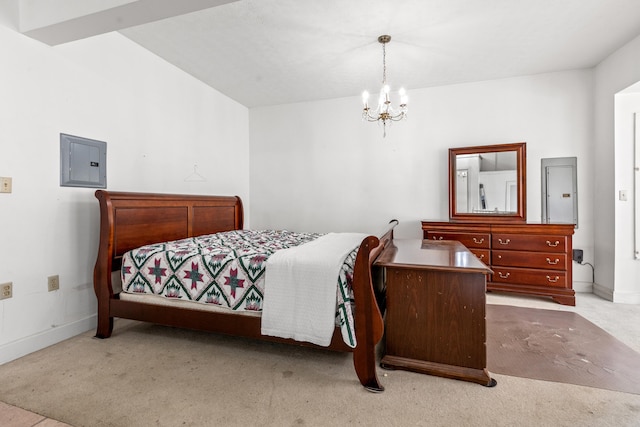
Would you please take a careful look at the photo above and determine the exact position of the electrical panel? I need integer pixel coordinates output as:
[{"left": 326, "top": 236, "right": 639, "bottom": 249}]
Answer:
[
  {"left": 60, "top": 133, "right": 106, "bottom": 188},
  {"left": 541, "top": 157, "right": 578, "bottom": 227}
]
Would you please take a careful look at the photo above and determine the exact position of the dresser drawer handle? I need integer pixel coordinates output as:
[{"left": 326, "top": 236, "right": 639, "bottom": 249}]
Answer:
[
  {"left": 432, "top": 236, "right": 444, "bottom": 240},
  {"left": 498, "top": 272, "right": 510, "bottom": 279},
  {"left": 477, "top": 254, "right": 485, "bottom": 260},
  {"left": 546, "top": 240, "right": 560, "bottom": 247},
  {"left": 472, "top": 237, "right": 484, "bottom": 244},
  {"left": 498, "top": 238, "right": 511, "bottom": 245},
  {"left": 546, "top": 275, "right": 560, "bottom": 283},
  {"left": 546, "top": 258, "right": 560, "bottom": 265}
]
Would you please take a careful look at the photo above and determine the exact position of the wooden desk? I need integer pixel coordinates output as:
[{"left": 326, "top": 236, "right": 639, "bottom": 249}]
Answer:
[{"left": 374, "top": 239, "right": 496, "bottom": 386}]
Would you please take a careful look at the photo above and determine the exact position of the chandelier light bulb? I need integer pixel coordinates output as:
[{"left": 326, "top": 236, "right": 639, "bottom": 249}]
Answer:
[
  {"left": 362, "top": 90, "right": 370, "bottom": 107},
  {"left": 399, "top": 87, "right": 408, "bottom": 106}
]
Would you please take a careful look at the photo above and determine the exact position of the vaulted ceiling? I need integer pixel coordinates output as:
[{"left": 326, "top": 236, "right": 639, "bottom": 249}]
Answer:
[{"left": 14, "top": 0, "right": 640, "bottom": 107}]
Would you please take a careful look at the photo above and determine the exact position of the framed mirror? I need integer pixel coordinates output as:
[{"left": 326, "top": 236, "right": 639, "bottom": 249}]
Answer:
[{"left": 449, "top": 142, "right": 526, "bottom": 222}]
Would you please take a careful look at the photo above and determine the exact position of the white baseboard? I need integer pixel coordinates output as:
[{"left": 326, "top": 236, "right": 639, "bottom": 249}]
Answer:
[
  {"left": 573, "top": 281, "right": 593, "bottom": 293},
  {"left": 0, "top": 314, "right": 96, "bottom": 365},
  {"left": 593, "top": 282, "right": 614, "bottom": 301},
  {"left": 592, "top": 283, "right": 640, "bottom": 304},
  {"left": 612, "top": 290, "right": 640, "bottom": 304}
]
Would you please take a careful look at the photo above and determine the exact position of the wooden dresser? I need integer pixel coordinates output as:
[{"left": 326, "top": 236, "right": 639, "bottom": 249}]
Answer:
[{"left": 421, "top": 221, "right": 575, "bottom": 306}]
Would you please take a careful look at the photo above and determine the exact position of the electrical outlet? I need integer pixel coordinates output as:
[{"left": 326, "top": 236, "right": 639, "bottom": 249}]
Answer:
[
  {"left": 48, "top": 275, "right": 60, "bottom": 292},
  {"left": 0, "top": 282, "right": 12, "bottom": 300},
  {"left": 572, "top": 249, "right": 584, "bottom": 264},
  {"left": 0, "top": 177, "right": 12, "bottom": 193}
]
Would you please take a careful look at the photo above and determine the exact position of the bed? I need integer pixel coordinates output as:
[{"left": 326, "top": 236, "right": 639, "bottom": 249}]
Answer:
[{"left": 93, "top": 190, "right": 396, "bottom": 392}]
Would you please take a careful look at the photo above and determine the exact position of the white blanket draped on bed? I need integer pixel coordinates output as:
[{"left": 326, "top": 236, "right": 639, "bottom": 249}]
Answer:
[{"left": 261, "top": 232, "right": 367, "bottom": 347}]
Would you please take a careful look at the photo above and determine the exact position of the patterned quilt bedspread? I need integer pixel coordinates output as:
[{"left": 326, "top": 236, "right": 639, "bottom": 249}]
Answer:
[{"left": 121, "top": 230, "right": 359, "bottom": 347}]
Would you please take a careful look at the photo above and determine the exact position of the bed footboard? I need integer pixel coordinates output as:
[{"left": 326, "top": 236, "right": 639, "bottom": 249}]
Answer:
[{"left": 351, "top": 221, "right": 396, "bottom": 392}]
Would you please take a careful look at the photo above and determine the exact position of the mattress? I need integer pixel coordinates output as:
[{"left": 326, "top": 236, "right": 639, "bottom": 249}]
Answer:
[{"left": 120, "top": 229, "right": 359, "bottom": 347}]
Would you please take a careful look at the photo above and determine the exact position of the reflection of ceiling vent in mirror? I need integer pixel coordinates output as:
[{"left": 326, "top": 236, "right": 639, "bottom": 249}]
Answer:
[
  {"left": 541, "top": 157, "right": 577, "bottom": 227},
  {"left": 60, "top": 133, "right": 106, "bottom": 188}
]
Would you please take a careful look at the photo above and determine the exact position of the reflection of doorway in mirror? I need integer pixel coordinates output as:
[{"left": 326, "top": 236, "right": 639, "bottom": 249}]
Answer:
[
  {"left": 505, "top": 181, "right": 517, "bottom": 212},
  {"left": 455, "top": 154, "right": 480, "bottom": 213},
  {"left": 456, "top": 170, "right": 469, "bottom": 212},
  {"left": 478, "top": 170, "right": 517, "bottom": 213}
]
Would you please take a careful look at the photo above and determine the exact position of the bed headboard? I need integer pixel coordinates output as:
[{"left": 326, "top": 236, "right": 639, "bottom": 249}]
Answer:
[{"left": 94, "top": 190, "right": 244, "bottom": 273}]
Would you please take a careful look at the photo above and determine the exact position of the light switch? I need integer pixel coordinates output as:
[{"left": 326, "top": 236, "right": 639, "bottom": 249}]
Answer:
[
  {"left": 619, "top": 190, "right": 628, "bottom": 201},
  {"left": 0, "top": 177, "right": 12, "bottom": 193}
]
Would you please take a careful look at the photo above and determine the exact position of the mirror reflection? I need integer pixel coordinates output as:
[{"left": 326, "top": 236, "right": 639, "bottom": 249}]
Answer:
[
  {"left": 455, "top": 151, "right": 518, "bottom": 214},
  {"left": 449, "top": 142, "right": 526, "bottom": 222}
]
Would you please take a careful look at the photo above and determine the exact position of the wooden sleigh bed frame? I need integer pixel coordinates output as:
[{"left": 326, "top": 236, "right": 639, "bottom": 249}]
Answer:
[{"left": 93, "top": 190, "right": 395, "bottom": 392}]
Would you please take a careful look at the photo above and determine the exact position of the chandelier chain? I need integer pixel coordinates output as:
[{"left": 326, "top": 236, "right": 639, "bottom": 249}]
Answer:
[{"left": 382, "top": 41, "right": 387, "bottom": 84}]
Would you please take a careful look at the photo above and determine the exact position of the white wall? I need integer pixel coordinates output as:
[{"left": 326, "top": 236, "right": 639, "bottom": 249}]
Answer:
[
  {"left": 614, "top": 91, "right": 640, "bottom": 303},
  {"left": 250, "top": 70, "right": 595, "bottom": 291},
  {"left": 594, "top": 34, "right": 640, "bottom": 303},
  {"left": 0, "top": 25, "right": 249, "bottom": 364}
]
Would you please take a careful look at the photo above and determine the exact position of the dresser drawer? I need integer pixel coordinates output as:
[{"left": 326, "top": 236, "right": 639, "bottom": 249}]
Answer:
[
  {"left": 491, "top": 267, "right": 567, "bottom": 288},
  {"left": 470, "top": 249, "right": 491, "bottom": 264},
  {"left": 492, "top": 250, "right": 567, "bottom": 271},
  {"left": 492, "top": 233, "right": 567, "bottom": 252},
  {"left": 426, "top": 232, "right": 490, "bottom": 249}
]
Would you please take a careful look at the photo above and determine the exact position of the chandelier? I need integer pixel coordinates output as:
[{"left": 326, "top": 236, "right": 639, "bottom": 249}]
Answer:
[{"left": 362, "top": 35, "right": 408, "bottom": 137}]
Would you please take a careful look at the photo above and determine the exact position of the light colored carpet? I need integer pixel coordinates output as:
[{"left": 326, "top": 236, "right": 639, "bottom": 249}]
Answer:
[{"left": 1, "top": 293, "right": 640, "bottom": 427}]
